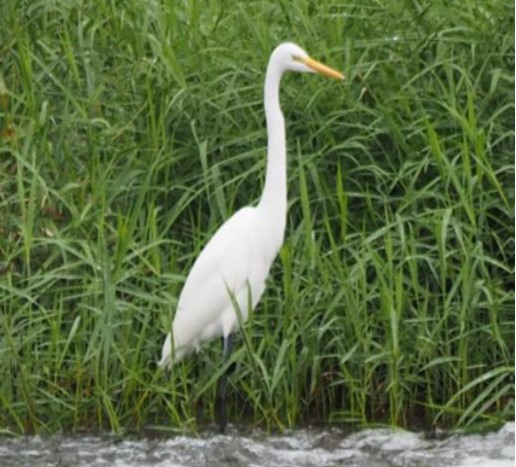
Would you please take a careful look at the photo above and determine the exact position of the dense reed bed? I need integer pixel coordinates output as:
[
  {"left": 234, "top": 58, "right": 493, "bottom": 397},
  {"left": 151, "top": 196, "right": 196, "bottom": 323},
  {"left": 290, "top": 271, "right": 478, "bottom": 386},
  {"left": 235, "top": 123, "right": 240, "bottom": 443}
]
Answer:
[{"left": 0, "top": 0, "right": 514, "bottom": 434}]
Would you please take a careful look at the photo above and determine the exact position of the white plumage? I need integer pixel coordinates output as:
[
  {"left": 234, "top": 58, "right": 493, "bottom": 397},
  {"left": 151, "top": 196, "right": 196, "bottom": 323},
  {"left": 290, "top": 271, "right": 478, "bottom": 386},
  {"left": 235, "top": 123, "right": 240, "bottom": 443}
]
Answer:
[{"left": 159, "top": 42, "right": 343, "bottom": 370}]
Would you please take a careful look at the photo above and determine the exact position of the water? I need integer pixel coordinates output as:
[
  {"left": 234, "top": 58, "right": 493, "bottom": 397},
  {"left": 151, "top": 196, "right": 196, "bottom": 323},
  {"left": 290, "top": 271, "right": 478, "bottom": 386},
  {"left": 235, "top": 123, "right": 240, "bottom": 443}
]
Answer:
[{"left": 0, "top": 423, "right": 513, "bottom": 467}]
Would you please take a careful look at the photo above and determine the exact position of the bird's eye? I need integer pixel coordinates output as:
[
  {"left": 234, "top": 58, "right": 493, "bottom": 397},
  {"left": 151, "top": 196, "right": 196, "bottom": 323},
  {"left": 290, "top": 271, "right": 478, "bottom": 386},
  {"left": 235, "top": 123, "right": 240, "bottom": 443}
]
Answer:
[{"left": 292, "top": 54, "right": 302, "bottom": 62}]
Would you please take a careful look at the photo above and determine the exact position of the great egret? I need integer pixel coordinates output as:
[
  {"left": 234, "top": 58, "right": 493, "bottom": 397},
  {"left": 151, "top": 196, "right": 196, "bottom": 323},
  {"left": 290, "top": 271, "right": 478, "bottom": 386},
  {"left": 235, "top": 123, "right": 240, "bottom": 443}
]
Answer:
[{"left": 159, "top": 42, "right": 343, "bottom": 431}]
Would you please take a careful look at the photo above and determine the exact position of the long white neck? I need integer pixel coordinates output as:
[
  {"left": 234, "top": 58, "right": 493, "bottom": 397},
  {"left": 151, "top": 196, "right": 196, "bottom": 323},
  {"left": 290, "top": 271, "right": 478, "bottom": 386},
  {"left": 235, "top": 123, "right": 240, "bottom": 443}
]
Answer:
[{"left": 258, "top": 59, "right": 287, "bottom": 240}]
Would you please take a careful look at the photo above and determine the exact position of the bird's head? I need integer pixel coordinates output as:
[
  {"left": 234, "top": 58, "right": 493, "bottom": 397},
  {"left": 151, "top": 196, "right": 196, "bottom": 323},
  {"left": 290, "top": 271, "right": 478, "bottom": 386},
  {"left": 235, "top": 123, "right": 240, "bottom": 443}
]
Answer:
[{"left": 271, "top": 42, "right": 344, "bottom": 80}]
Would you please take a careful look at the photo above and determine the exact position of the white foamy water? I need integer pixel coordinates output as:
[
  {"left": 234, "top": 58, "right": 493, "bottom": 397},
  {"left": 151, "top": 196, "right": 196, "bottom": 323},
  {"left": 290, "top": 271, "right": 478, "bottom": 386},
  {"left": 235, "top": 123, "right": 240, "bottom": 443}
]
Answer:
[{"left": 0, "top": 423, "right": 513, "bottom": 467}]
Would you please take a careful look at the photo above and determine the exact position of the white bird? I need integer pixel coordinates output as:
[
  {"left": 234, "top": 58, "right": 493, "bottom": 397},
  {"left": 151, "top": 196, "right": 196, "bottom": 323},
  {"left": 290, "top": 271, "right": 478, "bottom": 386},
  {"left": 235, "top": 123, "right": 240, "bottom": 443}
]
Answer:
[{"left": 159, "top": 42, "right": 343, "bottom": 430}]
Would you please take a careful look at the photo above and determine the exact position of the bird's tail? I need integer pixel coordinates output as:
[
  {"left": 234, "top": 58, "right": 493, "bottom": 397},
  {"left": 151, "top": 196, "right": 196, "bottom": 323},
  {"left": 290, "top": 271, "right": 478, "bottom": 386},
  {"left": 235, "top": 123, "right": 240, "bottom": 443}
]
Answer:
[
  {"left": 158, "top": 332, "right": 190, "bottom": 370},
  {"left": 158, "top": 333, "right": 173, "bottom": 370}
]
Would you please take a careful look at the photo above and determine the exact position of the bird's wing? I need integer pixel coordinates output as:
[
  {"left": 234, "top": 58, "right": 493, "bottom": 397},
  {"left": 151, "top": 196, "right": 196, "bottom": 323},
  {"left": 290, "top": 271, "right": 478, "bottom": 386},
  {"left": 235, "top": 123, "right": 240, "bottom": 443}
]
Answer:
[{"left": 171, "top": 206, "right": 263, "bottom": 351}]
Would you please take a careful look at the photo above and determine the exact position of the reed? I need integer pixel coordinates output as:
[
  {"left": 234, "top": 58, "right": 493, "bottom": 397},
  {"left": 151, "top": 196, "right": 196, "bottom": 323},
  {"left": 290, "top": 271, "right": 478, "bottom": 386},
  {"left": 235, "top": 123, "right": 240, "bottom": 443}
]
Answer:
[{"left": 0, "top": 0, "right": 513, "bottom": 434}]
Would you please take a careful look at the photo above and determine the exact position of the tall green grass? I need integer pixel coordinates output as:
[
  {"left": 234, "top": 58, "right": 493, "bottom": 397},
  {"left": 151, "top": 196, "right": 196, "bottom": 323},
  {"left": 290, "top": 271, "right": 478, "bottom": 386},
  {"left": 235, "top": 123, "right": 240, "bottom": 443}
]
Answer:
[{"left": 0, "top": 0, "right": 513, "bottom": 434}]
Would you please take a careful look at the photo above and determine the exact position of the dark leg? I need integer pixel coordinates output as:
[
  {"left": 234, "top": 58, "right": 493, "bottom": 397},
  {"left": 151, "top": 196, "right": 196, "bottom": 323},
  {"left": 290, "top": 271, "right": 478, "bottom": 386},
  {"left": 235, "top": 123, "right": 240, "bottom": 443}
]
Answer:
[{"left": 215, "top": 333, "right": 234, "bottom": 433}]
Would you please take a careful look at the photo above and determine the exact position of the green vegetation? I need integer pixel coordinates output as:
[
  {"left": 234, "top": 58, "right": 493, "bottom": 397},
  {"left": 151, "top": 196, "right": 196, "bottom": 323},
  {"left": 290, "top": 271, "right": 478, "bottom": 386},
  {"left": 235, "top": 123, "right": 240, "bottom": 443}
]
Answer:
[{"left": 0, "top": 0, "right": 513, "bottom": 435}]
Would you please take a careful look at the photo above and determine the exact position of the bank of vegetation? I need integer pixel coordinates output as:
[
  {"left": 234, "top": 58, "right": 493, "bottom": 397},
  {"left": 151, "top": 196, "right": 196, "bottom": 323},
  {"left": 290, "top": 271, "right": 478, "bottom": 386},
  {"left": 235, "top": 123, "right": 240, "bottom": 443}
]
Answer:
[{"left": 0, "top": 0, "right": 513, "bottom": 434}]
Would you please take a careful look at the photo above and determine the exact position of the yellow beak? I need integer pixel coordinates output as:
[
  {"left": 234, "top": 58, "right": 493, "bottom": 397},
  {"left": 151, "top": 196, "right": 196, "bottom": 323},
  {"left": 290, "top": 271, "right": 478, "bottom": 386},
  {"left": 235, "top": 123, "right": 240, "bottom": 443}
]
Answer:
[{"left": 300, "top": 56, "right": 344, "bottom": 80}]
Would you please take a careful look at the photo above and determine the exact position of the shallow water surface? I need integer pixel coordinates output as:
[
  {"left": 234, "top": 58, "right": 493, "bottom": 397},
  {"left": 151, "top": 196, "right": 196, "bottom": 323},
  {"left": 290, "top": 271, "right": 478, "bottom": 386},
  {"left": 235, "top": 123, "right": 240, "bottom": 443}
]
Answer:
[{"left": 0, "top": 423, "right": 513, "bottom": 467}]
